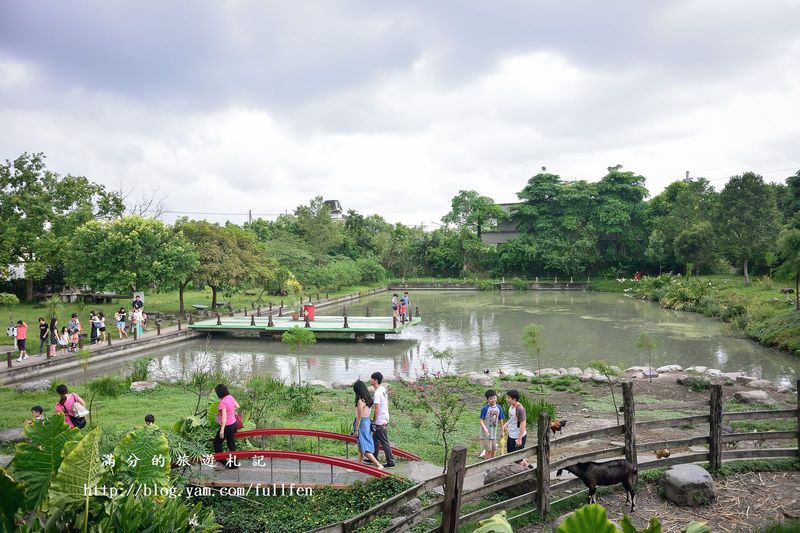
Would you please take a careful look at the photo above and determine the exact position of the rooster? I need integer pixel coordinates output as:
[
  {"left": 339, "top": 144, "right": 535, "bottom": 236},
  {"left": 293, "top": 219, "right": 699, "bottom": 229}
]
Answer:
[
  {"left": 549, "top": 419, "right": 568, "bottom": 438},
  {"left": 655, "top": 448, "right": 670, "bottom": 459}
]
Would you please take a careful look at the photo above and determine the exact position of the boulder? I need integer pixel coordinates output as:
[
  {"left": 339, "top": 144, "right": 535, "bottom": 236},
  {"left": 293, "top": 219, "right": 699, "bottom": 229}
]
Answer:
[
  {"left": 308, "top": 380, "right": 331, "bottom": 388},
  {"left": 0, "top": 454, "right": 12, "bottom": 467},
  {"left": 537, "top": 368, "right": 560, "bottom": 376},
  {"left": 736, "top": 375, "right": 758, "bottom": 384},
  {"left": 641, "top": 368, "right": 659, "bottom": 380},
  {"left": 580, "top": 372, "right": 596, "bottom": 382},
  {"left": 389, "top": 516, "right": 406, "bottom": 529},
  {"left": 592, "top": 374, "right": 618, "bottom": 384},
  {"left": 720, "top": 372, "right": 742, "bottom": 380},
  {"left": 557, "top": 368, "right": 567, "bottom": 375},
  {"left": 734, "top": 390, "right": 771, "bottom": 404},
  {"left": 704, "top": 369, "right": 722, "bottom": 378},
  {"left": 0, "top": 428, "right": 25, "bottom": 444},
  {"left": 467, "top": 372, "right": 495, "bottom": 387},
  {"left": 685, "top": 366, "right": 708, "bottom": 374},
  {"left": 15, "top": 379, "right": 52, "bottom": 393},
  {"left": 656, "top": 365, "right": 683, "bottom": 373},
  {"left": 776, "top": 385, "right": 795, "bottom": 394},
  {"left": 397, "top": 497, "right": 422, "bottom": 516},
  {"left": 745, "top": 379, "right": 773, "bottom": 390},
  {"left": 483, "top": 463, "right": 534, "bottom": 498},
  {"left": 129, "top": 381, "right": 158, "bottom": 392},
  {"left": 330, "top": 381, "right": 352, "bottom": 390},
  {"left": 565, "top": 367, "right": 583, "bottom": 377},
  {"left": 515, "top": 369, "right": 536, "bottom": 378},
  {"left": 624, "top": 366, "right": 647, "bottom": 373},
  {"left": 659, "top": 464, "right": 717, "bottom": 506}
]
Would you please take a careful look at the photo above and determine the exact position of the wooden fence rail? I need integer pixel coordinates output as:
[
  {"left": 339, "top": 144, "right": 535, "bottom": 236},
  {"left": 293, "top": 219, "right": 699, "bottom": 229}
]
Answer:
[{"left": 315, "top": 379, "right": 799, "bottom": 532}]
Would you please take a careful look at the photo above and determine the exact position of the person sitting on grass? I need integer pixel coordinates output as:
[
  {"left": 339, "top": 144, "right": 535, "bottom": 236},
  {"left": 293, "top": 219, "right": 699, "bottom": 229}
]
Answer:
[
  {"left": 502, "top": 389, "right": 529, "bottom": 468},
  {"left": 352, "top": 380, "right": 384, "bottom": 470},
  {"left": 144, "top": 414, "right": 155, "bottom": 426},
  {"left": 479, "top": 389, "right": 504, "bottom": 460},
  {"left": 25, "top": 405, "right": 45, "bottom": 426}
]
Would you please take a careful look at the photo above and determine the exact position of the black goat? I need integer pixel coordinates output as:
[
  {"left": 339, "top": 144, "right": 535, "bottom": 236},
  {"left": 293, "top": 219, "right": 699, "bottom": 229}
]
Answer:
[{"left": 556, "top": 459, "right": 638, "bottom": 511}]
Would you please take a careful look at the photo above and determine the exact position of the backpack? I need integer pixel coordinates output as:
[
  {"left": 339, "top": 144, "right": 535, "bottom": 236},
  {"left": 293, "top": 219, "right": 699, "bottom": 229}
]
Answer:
[{"left": 61, "top": 394, "right": 88, "bottom": 428}]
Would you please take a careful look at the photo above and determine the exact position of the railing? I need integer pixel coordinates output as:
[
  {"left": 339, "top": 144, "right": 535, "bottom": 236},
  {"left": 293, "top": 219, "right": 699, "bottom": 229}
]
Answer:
[
  {"left": 235, "top": 428, "right": 422, "bottom": 461},
  {"left": 314, "top": 379, "right": 800, "bottom": 532}
]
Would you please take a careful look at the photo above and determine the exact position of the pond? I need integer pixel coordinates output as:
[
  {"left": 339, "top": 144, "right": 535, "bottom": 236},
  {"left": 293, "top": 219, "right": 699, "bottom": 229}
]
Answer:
[{"left": 72, "top": 291, "right": 800, "bottom": 387}]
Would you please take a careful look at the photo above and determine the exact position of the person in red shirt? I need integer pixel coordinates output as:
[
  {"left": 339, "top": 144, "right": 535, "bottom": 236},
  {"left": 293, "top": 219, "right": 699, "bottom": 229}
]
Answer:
[{"left": 16, "top": 320, "right": 28, "bottom": 362}]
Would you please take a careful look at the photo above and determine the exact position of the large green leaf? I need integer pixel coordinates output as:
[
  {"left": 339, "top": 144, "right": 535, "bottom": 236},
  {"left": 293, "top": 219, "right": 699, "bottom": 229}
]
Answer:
[
  {"left": 94, "top": 496, "right": 221, "bottom": 532},
  {"left": 0, "top": 467, "right": 25, "bottom": 531},
  {"left": 112, "top": 426, "right": 170, "bottom": 490},
  {"left": 48, "top": 427, "right": 105, "bottom": 508},
  {"left": 557, "top": 504, "right": 618, "bottom": 533},
  {"left": 9, "top": 413, "right": 80, "bottom": 510}
]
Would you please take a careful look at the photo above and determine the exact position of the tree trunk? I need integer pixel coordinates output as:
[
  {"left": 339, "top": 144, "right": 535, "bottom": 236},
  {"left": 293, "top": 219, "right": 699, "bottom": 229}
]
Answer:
[
  {"left": 743, "top": 258, "right": 750, "bottom": 285},
  {"left": 179, "top": 282, "right": 186, "bottom": 316},
  {"left": 796, "top": 273, "right": 799, "bottom": 311},
  {"left": 26, "top": 278, "right": 34, "bottom": 302},
  {"left": 211, "top": 286, "right": 218, "bottom": 309}
]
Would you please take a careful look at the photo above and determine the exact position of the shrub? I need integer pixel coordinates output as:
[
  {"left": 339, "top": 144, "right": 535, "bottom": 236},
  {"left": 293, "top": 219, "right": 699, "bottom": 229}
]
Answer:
[
  {"left": 511, "top": 277, "right": 529, "bottom": 290},
  {"left": 680, "top": 375, "right": 710, "bottom": 392},
  {"left": 129, "top": 356, "right": 154, "bottom": 382},
  {"left": 476, "top": 279, "right": 497, "bottom": 291},
  {"left": 285, "top": 384, "right": 314, "bottom": 415}
]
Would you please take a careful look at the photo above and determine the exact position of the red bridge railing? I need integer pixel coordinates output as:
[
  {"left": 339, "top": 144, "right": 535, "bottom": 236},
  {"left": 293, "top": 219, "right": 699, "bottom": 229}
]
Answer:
[
  {"left": 210, "top": 450, "right": 391, "bottom": 479},
  {"left": 235, "top": 428, "right": 423, "bottom": 461}
]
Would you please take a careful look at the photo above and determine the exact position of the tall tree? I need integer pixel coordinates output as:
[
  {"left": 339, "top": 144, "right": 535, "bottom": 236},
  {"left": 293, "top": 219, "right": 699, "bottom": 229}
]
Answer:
[
  {"left": 66, "top": 216, "right": 197, "bottom": 294},
  {"left": 776, "top": 228, "right": 800, "bottom": 311},
  {"left": 715, "top": 172, "right": 781, "bottom": 284},
  {"left": 294, "top": 196, "right": 343, "bottom": 261},
  {"left": 0, "top": 153, "right": 124, "bottom": 300},
  {"left": 673, "top": 222, "right": 715, "bottom": 276},
  {"left": 441, "top": 190, "right": 506, "bottom": 238}
]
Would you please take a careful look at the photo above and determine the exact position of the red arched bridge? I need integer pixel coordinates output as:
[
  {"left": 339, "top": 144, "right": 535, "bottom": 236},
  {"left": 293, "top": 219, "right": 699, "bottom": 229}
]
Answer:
[{"left": 187, "top": 428, "right": 422, "bottom": 488}]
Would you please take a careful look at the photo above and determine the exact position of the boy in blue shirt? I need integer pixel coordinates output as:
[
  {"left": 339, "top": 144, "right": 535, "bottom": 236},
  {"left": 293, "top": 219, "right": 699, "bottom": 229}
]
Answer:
[{"left": 479, "top": 389, "right": 504, "bottom": 459}]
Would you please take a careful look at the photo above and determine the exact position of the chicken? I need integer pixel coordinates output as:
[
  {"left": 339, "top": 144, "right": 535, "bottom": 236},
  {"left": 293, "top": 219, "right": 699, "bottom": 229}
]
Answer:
[
  {"left": 549, "top": 419, "right": 568, "bottom": 437},
  {"left": 655, "top": 448, "right": 670, "bottom": 459}
]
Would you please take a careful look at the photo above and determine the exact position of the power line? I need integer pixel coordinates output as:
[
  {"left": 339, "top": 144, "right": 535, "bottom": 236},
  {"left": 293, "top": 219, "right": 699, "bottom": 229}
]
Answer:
[{"left": 161, "top": 210, "right": 284, "bottom": 217}]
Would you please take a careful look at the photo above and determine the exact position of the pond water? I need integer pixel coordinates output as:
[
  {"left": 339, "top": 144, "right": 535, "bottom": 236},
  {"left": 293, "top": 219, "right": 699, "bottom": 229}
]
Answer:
[{"left": 74, "top": 291, "right": 800, "bottom": 387}]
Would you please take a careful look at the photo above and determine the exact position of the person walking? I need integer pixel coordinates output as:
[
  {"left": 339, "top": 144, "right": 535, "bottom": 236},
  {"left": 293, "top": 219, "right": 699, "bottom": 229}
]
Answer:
[
  {"left": 115, "top": 308, "right": 128, "bottom": 339},
  {"left": 67, "top": 313, "right": 81, "bottom": 351},
  {"left": 37, "top": 317, "right": 49, "bottom": 355},
  {"left": 47, "top": 318, "right": 58, "bottom": 359},
  {"left": 132, "top": 307, "right": 143, "bottom": 339},
  {"left": 98, "top": 312, "right": 106, "bottom": 342},
  {"left": 401, "top": 291, "right": 410, "bottom": 320},
  {"left": 58, "top": 327, "right": 69, "bottom": 356},
  {"left": 503, "top": 389, "right": 529, "bottom": 468},
  {"left": 213, "top": 384, "right": 240, "bottom": 470},
  {"left": 391, "top": 294, "right": 399, "bottom": 319},
  {"left": 352, "top": 381, "right": 384, "bottom": 469},
  {"left": 15, "top": 320, "right": 28, "bottom": 361},
  {"left": 89, "top": 311, "right": 99, "bottom": 345},
  {"left": 370, "top": 372, "right": 395, "bottom": 467}
]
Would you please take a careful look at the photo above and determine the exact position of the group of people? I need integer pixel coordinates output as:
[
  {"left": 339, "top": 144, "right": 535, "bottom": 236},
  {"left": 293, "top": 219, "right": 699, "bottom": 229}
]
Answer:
[
  {"left": 479, "top": 389, "right": 529, "bottom": 466},
  {"left": 390, "top": 291, "right": 411, "bottom": 320},
  {"left": 10, "top": 295, "right": 149, "bottom": 362},
  {"left": 27, "top": 385, "right": 156, "bottom": 430},
  {"left": 352, "top": 372, "right": 396, "bottom": 469}
]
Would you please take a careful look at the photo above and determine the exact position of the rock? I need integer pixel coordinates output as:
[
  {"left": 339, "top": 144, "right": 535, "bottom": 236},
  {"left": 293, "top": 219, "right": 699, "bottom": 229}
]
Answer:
[
  {"left": 397, "top": 497, "right": 422, "bottom": 516},
  {"left": 129, "top": 381, "right": 158, "bottom": 392},
  {"left": 720, "top": 372, "right": 742, "bottom": 381},
  {"left": 657, "top": 365, "right": 683, "bottom": 373},
  {"left": 642, "top": 368, "right": 659, "bottom": 379},
  {"left": 624, "top": 366, "right": 647, "bottom": 373},
  {"left": 515, "top": 369, "right": 536, "bottom": 378},
  {"left": 483, "top": 463, "right": 534, "bottom": 498},
  {"left": 734, "top": 390, "right": 771, "bottom": 403},
  {"left": 308, "top": 380, "right": 331, "bottom": 388},
  {"left": 330, "top": 381, "right": 352, "bottom": 390},
  {"left": 659, "top": 464, "right": 717, "bottom": 506},
  {"left": 565, "top": 367, "right": 583, "bottom": 377},
  {"left": 776, "top": 385, "right": 795, "bottom": 394},
  {"left": 685, "top": 366, "right": 708, "bottom": 374},
  {"left": 736, "top": 375, "right": 758, "bottom": 384},
  {"left": 557, "top": 368, "right": 567, "bottom": 375},
  {"left": 704, "top": 369, "right": 722, "bottom": 378},
  {"left": 610, "top": 366, "right": 622, "bottom": 374},
  {"left": 537, "top": 368, "right": 560, "bottom": 376},
  {"left": 592, "top": 374, "right": 618, "bottom": 384},
  {"left": 745, "top": 379, "right": 773, "bottom": 390},
  {"left": 15, "top": 379, "right": 52, "bottom": 393},
  {"left": 580, "top": 372, "right": 596, "bottom": 382},
  {"left": 389, "top": 516, "right": 406, "bottom": 529},
  {"left": 0, "top": 428, "right": 25, "bottom": 444},
  {"left": 0, "top": 454, "right": 12, "bottom": 467},
  {"left": 467, "top": 372, "right": 495, "bottom": 387},
  {"left": 677, "top": 376, "right": 710, "bottom": 390}
]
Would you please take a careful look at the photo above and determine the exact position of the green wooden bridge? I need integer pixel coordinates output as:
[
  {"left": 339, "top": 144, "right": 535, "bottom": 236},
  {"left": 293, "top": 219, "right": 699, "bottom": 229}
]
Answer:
[{"left": 188, "top": 315, "right": 422, "bottom": 341}]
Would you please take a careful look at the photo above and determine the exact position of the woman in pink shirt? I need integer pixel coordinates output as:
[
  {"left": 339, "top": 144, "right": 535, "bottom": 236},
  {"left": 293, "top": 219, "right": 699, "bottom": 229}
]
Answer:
[
  {"left": 213, "top": 383, "right": 240, "bottom": 470},
  {"left": 54, "top": 384, "right": 86, "bottom": 428}
]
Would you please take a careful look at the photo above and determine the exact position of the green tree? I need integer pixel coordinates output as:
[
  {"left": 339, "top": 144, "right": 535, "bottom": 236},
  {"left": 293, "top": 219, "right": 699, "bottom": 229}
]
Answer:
[
  {"left": 442, "top": 190, "right": 507, "bottom": 238},
  {"left": 415, "top": 377, "right": 465, "bottom": 471},
  {"left": 0, "top": 293, "right": 19, "bottom": 324},
  {"left": 522, "top": 324, "right": 545, "bottom": 394},
  {"left": 281, "top": 327, "right": 316, "bottom": 384},
  {"left": 294, "top": 196, "right": 343, "bottom": 261},
  {"left": 587, "top": 360, "right": 622, "bottom": 425},
  {"left": 776, "top": 228, "right": 800, "bottom": 311},
  {"left": 0, "top": 153, "right": 124, "bottom": 300},
  {"left": 635, "top": 333, "right": 657, "bottom": 383},
  {"left": 66, "top": 216, "right": 197, "bottom": 295},
  {"left": 715, "top": 172, "right": 781, "bottom": 284},
  {"left": 673, "top": 222, "right": 715, "bottom": 276}
]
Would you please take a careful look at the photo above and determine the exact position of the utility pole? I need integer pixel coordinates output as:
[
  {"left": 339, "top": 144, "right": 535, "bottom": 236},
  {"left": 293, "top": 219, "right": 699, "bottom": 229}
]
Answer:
[{"left": 248, "top": 209, "right": 252, "bottom": 223}]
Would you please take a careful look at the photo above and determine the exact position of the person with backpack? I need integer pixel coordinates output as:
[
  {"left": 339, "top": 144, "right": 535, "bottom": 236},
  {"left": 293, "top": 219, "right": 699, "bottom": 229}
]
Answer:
[{"left": 54, "top": 384, "right": 87, "bottom": 428}]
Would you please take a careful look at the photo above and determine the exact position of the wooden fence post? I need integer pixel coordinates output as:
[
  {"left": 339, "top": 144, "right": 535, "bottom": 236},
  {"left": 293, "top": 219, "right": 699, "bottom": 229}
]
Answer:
[
  {"left": 6, "top": 352, "right": 11, "bottom": 368},
  {"left": 177, "top": 318, "right": 181, "bottom": 331},
  {"left": 536, "top": 411, "right": 551, "bottom": 517},
  {"left": 709, "top": 384, "right": 723, "bottom": 470},
  {"left": 441, "top": 445, "right": 467, "bottom": 533},
  {"left": 796, "top": 379, "right": 799, "bottom": 459},
  {"left": 622, "top": 382, "right": 637, "bottom": 467},
  {"left": 156, "top": 321, "right": 161, "bottom": 335}
]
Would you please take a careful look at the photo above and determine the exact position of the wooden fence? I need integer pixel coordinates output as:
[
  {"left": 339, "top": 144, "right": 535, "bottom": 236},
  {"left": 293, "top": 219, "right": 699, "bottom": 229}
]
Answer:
[{"left": 313, "top": 379, "right": 799, "bottom": 533}]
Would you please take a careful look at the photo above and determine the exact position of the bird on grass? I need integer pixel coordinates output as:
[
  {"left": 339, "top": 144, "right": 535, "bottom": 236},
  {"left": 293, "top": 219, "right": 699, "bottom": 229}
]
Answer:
[{"left": 549, "top": 419, "right": 568, "bottom": 437}]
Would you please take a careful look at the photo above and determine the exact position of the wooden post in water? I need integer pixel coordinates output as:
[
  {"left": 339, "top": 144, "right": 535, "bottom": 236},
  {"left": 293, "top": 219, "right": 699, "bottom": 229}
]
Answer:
[
  {"left": 440, "top": 445, "right": 467, "bottom": 533},
  {"left": 415, "top": 306, "right": 420, "bottom": 317},
  {"left": 622, "top": 382, "right": 637, "bottom": 467},
  {"left": 267, "top": 314, "right": 274, "bottom": 327},
  {"left": 536, "top": 411, "right": 551, "bottom": 517},
  {"left": 343, "top": 315, "right": 349, "bottom": 328},
  {"left": 250, "top": 315, "right": 256, "bottom": 326},
  {"left": 304, "top": 315, "right": 310, "bottom": 328},
  {"left": 278, "top": 306, "right": 283, "bottom": 317},
  {"left": 244, "top": 308, "right": 248, "bottom": 316},
  {"left": 216, "top": 313, "right": 222, "bottom": 326},
  {"left": 365, "top": 306, "right": 370, "bottom": 317},
  {"left": 189, "top": 315, "right": 194, "bottom": 325},
  {"left": 709, "top": 384, "right": 723, "bottom": 470}
]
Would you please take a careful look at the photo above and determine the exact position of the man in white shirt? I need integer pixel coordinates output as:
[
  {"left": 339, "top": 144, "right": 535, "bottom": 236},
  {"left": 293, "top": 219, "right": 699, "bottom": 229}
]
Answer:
[{"left": 370, "top": 372, "right": 395, "bottom": 467}]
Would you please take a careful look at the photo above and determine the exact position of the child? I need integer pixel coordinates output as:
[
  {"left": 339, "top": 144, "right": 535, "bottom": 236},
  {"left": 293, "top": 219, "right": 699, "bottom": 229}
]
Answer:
[
  {"left": 58, "top": 327, "right": 69, "bottom": 355},
  {"left": 502, "top": 389, "right": 529, "bottom": 468},
  {"left": 399, "top": 301, "right": 407, "bottom": 321},
  {"left": 28, "top": 405, "right": 45, "bottom": 425},
  {"left": 15, "top": 320, "right": 28, "bottom": 362},
  {"left": 479, "top": 389, "right": 505, "bottom": 460},
  {"left": 98, "top": 312, "right": 106, "bottom": 342},
  {"left": 144, "top": 414, "right": 155, "bottom": 426},
  {"left": 70, "top": 327, "right": 79, "bottom": 352}
]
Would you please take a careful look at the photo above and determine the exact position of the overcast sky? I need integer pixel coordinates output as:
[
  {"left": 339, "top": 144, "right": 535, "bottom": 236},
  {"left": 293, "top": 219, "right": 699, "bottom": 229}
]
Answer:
[{"left": 1, "top": 1, "right": 799, "bottom": 226}]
